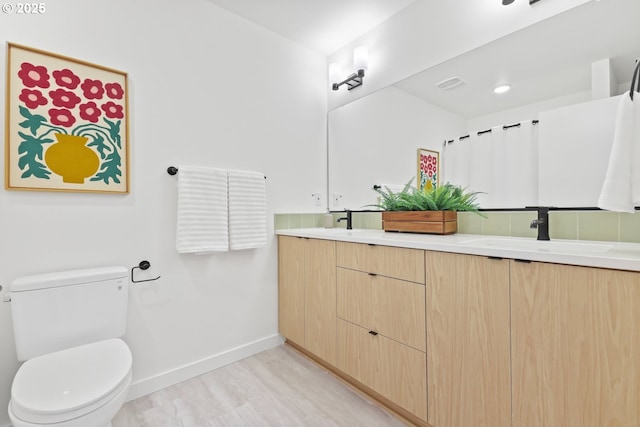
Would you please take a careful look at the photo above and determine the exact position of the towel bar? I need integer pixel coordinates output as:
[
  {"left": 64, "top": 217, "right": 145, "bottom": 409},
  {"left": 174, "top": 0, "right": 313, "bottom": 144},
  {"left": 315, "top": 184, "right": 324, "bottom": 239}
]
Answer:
[{"left": 167, "top": 166, "right": 266, "bottom": 179}]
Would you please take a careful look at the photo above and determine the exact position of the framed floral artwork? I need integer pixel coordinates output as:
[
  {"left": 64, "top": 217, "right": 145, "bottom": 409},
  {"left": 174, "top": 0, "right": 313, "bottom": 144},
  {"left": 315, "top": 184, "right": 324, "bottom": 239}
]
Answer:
[
  {"left": 417, "top": 148, "right": 439, "bottom": 192},
  {"left": 5, "top": 43, "right": 129, "bottom": 193}
]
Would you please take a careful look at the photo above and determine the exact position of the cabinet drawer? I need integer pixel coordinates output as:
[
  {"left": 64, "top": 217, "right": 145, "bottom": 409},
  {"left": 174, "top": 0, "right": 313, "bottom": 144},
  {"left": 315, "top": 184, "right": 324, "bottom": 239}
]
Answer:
[
  {"left": 337, "top": 319, "right": 427, "bottom": 421},
  {"left": 336, "top": 242, "right": 425, "bottom": 283},
  {"left": 337, "top": 268, "right": 426, "bottom": 351}
]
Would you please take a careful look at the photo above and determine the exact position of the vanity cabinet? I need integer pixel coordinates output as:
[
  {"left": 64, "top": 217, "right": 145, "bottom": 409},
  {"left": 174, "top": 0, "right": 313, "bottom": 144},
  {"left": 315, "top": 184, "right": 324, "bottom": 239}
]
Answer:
[
  {"left": 278, "top": 236, "right": 305, "bottom": 345},
  {"left": 336, "top": 242, "right": 427, "bottom": 421},
  {"left": 279, "top": 232, "right": 640, "bottom": 427},
  {"left": 425, "top": 251, "right": 511, "bottom": 427},
  {"left": 511, "top": 261, "right": 640, "bottom": 427},
  {"left": 277, "top": 236, "right": 337, "bottom": 365}
]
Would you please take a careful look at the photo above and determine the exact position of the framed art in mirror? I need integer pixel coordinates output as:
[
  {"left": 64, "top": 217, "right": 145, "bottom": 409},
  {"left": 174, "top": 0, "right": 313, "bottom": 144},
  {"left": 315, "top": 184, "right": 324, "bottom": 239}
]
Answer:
[
  {"left": 5, "top": 43, "right": 129, "bottom": 193},
  {"left": 417, "top": 148, "right": 439, "bottom": 192}
]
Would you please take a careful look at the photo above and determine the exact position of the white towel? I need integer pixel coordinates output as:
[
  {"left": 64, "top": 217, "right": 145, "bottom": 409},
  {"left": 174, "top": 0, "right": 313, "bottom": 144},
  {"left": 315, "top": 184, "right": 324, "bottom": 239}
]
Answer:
[
  {"left": 598, "top": 91, "right": 640, "bottom": 213},
  {"left": 176, "top": 166, "right": 229, "bottom": 253},
  {"left": 228, "top": 169, "right": 267, "bottom": 250}
]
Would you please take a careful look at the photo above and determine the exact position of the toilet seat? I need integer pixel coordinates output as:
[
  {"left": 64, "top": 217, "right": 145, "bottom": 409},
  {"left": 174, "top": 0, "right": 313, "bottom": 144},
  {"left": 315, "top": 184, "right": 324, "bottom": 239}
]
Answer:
[{"left": 10, "top": 338, "right": 132, "bottom": 424}]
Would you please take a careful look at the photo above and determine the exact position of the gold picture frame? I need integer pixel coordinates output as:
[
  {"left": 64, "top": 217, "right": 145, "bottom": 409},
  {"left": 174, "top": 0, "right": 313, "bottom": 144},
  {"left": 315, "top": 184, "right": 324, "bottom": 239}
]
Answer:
[
  {"left": 5, "top": 43, "right": 129, "bottom": 193},
  {"left": 417, "top": 148, "right": 439, "bottom": 192}
]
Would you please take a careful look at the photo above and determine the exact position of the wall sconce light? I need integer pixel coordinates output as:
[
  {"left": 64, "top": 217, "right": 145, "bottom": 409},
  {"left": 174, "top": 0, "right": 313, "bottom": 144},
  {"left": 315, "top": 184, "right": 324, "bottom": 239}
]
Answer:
[{"left": 329, "top": 46, "right": 368, "bottom": 91}]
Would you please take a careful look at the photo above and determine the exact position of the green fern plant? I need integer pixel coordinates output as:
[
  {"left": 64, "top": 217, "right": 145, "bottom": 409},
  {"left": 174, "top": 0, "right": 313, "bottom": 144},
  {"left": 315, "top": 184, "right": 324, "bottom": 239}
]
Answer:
[{"left": 371, "top": 179, "right": 485, "bottom": 216}]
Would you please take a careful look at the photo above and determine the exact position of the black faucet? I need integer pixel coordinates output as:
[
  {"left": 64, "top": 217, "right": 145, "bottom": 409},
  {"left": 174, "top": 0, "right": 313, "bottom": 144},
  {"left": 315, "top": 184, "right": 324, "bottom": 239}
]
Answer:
[
  {"left": 529, "top": 206, "right": 551, "bottom": 241},
  {"left": 336, "top": 210, "right": 353, "bottom": 230}
]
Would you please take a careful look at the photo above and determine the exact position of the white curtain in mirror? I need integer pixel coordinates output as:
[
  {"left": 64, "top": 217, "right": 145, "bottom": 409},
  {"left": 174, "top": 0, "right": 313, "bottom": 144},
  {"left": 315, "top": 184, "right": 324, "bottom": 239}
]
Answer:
[{"left": 443, "top": 120, "right": 538, "bottom": 209}]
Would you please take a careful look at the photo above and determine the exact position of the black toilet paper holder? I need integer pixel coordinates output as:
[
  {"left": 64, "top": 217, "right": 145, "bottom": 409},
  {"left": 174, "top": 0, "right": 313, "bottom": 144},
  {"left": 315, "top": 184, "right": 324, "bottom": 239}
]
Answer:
[{"left": 131, "top": 260, "right": 161, "bottom": 283}]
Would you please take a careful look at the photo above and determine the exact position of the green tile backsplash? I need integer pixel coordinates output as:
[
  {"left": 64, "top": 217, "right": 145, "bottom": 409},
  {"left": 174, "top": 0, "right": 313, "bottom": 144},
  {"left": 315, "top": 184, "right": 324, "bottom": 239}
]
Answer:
[
  {"left": 620, "top": 213, "right": 640, "bottom": 243},
  {"left": 577, "top": 211, "right": 619, "bottom": 242},
  {"left": 274, "top": 210, "right": 639, "bottom": 243}
]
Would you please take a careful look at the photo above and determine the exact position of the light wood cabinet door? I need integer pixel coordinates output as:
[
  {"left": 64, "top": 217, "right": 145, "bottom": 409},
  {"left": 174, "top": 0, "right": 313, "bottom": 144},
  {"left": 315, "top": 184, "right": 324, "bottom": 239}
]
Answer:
[
  {"left": 336, "top": 242, "right": 425, "bottom": 283},
  {"left": 337, "top": 319, "right": 427, "bottom": 420},
  {"left": 426, "top": 251, "right": 511, "bottom": 427},
  {"left": 337, "top": 267, "right": 426, "bottom": 351},
  {"left": 278, "top": 236, "right": 305, "bottom": 346},
  {"left": 511, "top": 261, "right": 640, "bottom": 427},
  {"left": 304, "top": 238, "right": 337, "bottom": 366}
]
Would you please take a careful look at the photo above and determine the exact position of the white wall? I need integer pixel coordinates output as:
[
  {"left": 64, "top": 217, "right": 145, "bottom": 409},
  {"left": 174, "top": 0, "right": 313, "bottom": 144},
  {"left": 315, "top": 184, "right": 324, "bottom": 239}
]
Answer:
[
  {"left": 328, "top": 86, "right": 466, "bottom": 209},
  {"left": 327, "top": 0, "right": 592, "bottom": 111},
  {"left": 0, "top": 0, "right": 326, "bottom": 424}
]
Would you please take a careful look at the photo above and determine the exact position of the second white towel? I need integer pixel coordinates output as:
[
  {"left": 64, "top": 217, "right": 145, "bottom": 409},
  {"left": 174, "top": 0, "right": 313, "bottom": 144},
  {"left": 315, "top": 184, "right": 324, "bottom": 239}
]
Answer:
[{"left": 228, "top": 169, "right": 267, "bottom": 250}]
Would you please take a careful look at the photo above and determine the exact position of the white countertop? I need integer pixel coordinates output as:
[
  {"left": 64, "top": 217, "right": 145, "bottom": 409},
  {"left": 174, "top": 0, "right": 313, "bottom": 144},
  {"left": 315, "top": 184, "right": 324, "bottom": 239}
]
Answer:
[{"left": 276, "top": 228, "right": 640, "bottom": 272}]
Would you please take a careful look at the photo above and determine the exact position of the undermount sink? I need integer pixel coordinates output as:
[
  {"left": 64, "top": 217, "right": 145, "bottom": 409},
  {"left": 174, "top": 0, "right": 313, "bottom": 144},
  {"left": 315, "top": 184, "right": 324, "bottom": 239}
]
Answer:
[
  {"left": 460, "top": 237, "right": 613, "bottom": 254},
  {"left": 318, "top": 228, "right": 367, "bottom": 234}
]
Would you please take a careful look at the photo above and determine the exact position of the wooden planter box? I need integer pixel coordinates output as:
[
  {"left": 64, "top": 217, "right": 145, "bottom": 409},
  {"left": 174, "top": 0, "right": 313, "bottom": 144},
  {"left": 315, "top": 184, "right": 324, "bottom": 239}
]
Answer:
[{"left": 382, "top": 211, "right": 457, "bottom": 235}]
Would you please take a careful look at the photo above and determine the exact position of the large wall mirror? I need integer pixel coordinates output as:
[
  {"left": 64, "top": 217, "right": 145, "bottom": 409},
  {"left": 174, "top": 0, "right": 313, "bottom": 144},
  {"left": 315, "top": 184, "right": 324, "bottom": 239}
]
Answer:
[{"left": 328, "top": 0, "right": 639, "bottom": 211}]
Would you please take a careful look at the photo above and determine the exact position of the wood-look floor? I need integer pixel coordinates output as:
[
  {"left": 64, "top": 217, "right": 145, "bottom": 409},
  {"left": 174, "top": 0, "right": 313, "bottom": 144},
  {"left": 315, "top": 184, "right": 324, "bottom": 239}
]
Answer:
[{"left": 113, "top": 344, "right": 407, "bottom": 427}]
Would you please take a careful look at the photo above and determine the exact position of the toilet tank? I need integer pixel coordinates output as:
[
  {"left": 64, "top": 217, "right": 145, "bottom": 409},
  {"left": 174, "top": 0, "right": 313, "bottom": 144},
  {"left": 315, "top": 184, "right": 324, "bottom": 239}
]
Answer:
[{"left": 9, "top": 266, "right": 129, "bottom": 361}]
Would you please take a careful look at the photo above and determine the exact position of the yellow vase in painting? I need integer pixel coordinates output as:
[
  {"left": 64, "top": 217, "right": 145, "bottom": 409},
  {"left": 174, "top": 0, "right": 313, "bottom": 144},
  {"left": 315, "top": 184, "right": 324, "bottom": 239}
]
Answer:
[{"left": 45, "top": 134, "right": 100, "bottom": 184}]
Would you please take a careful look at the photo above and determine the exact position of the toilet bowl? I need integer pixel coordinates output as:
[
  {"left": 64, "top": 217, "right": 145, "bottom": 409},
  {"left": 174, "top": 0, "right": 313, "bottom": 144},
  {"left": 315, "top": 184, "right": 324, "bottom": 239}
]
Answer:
[{"left": 8, "top": 339, "right": 132, "bottom": 427}]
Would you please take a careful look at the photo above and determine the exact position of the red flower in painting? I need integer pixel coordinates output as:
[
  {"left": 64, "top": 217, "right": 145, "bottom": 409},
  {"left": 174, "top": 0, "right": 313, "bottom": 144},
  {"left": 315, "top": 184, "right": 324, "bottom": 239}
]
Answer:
[
  {"left": 81, "top": 78, "right": 104, "bottom": 99},
  {"left": 49, "top": 88, "right": 81, "bottom": 109},
  {"left": 18, "top": 62, "right": 50, "bottom": 88},
  {"left": 105, "top": 82, "right": 124, "bottom": 100},
  {"left": 48, "top": 108, "right": 76, "bottom": 127},
  {"left": 79, "top": 102, "right": 102, "bottom": 123},
  {"left": 101, "top": 101, "right": 124, "bottom": 119},
  {"left": 52, "top": 69, "right": 81, "bottom": 89},
  {"left": 427, "top": 163, "right": 433, "bottom": 172},
  {"left": 19, "top": 89, "right": 48, "bottom": 109}
]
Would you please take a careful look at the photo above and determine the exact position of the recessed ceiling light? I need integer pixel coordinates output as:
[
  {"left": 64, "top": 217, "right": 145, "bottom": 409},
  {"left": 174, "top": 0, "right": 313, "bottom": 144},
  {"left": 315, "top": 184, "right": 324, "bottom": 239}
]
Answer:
[{"left": 494, "top": 84, "right": 511, "bottom": 94}]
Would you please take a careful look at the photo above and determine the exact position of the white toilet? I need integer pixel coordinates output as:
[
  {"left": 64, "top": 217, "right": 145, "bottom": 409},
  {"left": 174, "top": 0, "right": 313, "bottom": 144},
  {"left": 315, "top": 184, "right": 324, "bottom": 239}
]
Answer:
[{"left": 7, "top": 266, "right": 133, "bottom": 427}]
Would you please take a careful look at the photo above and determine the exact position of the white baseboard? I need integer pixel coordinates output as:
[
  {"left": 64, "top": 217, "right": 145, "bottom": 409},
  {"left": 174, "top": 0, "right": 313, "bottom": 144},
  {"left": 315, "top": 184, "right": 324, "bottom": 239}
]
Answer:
[{"left": 126, "top": 334, "right": 284, "bottom": 401}]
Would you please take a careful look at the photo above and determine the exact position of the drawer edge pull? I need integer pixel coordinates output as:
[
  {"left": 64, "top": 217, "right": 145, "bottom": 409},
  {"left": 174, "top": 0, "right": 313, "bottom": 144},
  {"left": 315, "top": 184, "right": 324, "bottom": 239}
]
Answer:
[
  {"left": 514, "top": 259, "right": 532, "bottom": 263},
  {"left": 368, "top": 330, "right": 378, "bottom": 336},
  {"left": 487, "top": 256, "right": 504, "bottom": 260},
  {"left": 368, "top": 273, "right": 377, "bottom": 277}
]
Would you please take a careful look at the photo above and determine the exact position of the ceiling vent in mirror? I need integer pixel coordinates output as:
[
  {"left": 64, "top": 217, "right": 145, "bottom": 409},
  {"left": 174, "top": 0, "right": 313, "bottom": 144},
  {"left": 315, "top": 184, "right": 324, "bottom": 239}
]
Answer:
[{"left": 435, "top": 77, "right": 467, "bottom": 91}]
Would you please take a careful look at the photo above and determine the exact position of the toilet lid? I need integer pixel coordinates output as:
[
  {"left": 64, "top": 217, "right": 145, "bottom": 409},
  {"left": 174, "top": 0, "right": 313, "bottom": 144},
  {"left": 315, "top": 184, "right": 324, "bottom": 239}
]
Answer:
[{"left": 11, "top": 338, "right": 132, "bottom": 422}]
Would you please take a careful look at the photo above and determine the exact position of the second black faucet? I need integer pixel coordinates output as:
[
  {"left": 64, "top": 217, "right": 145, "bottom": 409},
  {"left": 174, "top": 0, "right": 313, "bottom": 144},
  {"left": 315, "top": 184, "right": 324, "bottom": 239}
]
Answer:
[
  {"left": 529, "top": 206, "right": 551, "bottom": 241},
  {"left": 336, "top": 210, "right": 353, "bottom": 230}
]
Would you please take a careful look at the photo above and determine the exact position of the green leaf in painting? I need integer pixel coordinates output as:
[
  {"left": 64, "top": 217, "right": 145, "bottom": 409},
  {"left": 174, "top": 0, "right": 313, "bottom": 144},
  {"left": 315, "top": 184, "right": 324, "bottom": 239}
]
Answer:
[
  {"left": 18, "top": 107, "right": 47, "bottom": 135},
  {"left": 87, "top": 134, "right": 109, "bottom": 159},
  {"left": 19, "top": 105, "right": 33, "bottom": 119},
  {"left": 103, "top": 118, "right": 122, "bottom": 149},
  {"left": 16, "top": 132, "right": 54, "bottom": 180},
  {"left": 90, "top": 149, "right": 122, "bottom": 184}
]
